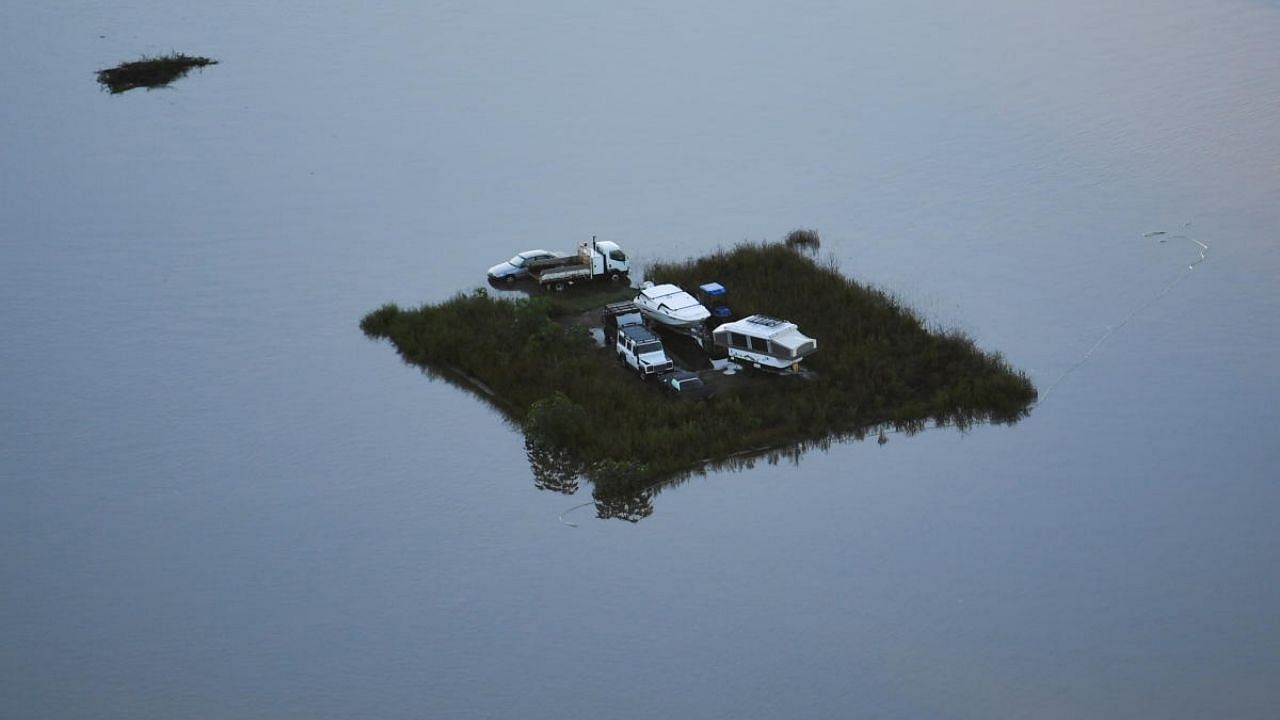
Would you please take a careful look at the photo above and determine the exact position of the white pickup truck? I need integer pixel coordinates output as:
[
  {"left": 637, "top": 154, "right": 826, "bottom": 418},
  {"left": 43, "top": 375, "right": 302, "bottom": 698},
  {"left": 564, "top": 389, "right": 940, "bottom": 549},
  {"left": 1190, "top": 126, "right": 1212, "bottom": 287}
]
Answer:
[{"left": 528, "top": 238, "right": 630, "bottom": 291}]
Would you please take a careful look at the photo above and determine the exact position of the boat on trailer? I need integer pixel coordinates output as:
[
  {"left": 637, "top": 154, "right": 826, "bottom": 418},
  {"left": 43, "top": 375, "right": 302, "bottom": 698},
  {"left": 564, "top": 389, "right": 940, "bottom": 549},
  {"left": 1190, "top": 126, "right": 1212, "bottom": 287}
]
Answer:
[
  {"left": 634, "top": 283, "right": 711, "bottom": 329},
  {"left": 712, "top": 315, "right": 817, "bottom": 371}
]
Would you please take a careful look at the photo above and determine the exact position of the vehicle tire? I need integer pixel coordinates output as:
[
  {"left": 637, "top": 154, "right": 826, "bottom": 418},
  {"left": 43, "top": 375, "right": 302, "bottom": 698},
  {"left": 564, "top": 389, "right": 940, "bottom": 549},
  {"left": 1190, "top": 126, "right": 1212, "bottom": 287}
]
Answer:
[
  {"left": 608, "top": 271, "right": 623, "bottom": 283},
  {"left": 504, "top": 275, "right": 516, "bottom": 285},
  {"left": 554, "top": 282, "right": 566, "bottom": 292}
]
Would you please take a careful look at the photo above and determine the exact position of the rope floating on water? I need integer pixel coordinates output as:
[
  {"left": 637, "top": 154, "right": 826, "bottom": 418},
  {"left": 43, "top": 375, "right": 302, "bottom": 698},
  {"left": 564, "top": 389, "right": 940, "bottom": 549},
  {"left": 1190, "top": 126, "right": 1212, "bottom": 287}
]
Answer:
[{"left": 1040, "top": 223, "right": 1208, "bottom": 403}]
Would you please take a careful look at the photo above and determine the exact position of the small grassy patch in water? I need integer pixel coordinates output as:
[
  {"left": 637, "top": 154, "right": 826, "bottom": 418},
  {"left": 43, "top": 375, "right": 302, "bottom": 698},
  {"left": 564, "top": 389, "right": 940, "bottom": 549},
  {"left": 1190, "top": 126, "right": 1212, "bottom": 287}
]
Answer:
[
  {"left": 362, "top": 239, "right": 1037, "bottom": 499},
  {"left": 96, "top": 53, "right": 217, "bottom": 94},
  {"left": 784, "top": 228, "right": 821, "bottom": 252}
]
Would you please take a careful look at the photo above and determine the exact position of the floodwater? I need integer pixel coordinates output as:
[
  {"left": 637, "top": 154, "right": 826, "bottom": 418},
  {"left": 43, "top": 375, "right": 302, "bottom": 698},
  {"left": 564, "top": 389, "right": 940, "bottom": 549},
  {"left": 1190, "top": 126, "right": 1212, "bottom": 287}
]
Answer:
[{"left": 3, "top": 1, "right": 1279, "bottom": 717}]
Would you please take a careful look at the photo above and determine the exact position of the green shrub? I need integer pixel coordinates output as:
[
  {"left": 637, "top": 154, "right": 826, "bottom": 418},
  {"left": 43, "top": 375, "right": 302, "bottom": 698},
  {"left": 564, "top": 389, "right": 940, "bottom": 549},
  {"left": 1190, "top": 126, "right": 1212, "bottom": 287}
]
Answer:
[{"left": 526, "top": 392, "right": 590, "bottom": 448}]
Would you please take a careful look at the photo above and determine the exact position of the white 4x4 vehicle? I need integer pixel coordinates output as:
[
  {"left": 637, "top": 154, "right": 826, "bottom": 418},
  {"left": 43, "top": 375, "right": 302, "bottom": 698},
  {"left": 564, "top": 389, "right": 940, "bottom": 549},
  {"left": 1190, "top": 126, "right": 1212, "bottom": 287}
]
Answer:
[{"left": 616, "top": 324, "right": 674, "bottom": 377}]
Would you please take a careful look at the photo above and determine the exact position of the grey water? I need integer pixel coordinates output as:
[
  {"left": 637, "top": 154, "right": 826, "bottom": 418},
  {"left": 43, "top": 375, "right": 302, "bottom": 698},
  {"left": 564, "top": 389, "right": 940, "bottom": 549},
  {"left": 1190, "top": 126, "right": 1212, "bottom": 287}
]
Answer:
[{"left": 3, "top": 1, "right": 1279, "bottom": 717}]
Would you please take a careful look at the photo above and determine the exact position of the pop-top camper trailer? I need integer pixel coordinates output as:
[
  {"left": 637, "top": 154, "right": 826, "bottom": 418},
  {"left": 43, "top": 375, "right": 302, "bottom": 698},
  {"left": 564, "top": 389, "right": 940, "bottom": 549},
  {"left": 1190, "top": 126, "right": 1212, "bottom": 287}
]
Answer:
[{"left": 711, "top": 315, "right": 817, "bottom": 371}]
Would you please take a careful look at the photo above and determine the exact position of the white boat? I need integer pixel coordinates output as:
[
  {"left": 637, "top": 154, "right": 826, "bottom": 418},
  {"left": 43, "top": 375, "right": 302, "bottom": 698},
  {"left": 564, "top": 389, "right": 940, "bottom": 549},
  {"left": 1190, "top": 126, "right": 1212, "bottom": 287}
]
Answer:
[{"left": 634, "top": 283, "right": 711, "bottom": 329}]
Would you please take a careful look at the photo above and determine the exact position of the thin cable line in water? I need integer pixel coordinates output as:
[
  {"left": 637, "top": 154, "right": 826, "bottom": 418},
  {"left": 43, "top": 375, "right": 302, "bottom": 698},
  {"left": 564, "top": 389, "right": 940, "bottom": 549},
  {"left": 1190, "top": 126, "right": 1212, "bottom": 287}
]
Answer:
[
  {"left": 1038, "top": 224, "right": 1208, "bottom": 403},
  {"left": 558, "top": 501, "right": 596, "bottom": 527}
]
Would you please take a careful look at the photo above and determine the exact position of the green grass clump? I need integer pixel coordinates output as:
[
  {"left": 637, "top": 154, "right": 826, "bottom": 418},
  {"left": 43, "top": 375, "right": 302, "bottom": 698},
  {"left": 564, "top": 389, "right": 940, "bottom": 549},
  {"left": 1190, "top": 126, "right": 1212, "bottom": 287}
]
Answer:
[
  {"left": 96, "top": 53, "right": 217, "bottom": 94},
  {"left": 362, "top": 241, "right": 1037, "bottom": 498}
]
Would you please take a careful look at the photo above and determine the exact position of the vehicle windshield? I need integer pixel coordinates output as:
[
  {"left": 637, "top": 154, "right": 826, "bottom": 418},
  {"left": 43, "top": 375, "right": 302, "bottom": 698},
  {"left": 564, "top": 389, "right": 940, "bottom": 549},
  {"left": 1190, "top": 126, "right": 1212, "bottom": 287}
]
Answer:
[
  {"left": 636, "top": 342, "right": 663, "bottom": 355},
  {"left": 508, "top": 255, "right": 527, "bottom": 268}
]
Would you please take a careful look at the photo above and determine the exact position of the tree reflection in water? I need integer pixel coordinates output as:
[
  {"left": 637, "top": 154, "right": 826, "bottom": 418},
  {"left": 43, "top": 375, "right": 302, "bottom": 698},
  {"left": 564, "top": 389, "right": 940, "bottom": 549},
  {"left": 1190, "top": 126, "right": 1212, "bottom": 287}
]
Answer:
[
  {"left": 540, "top": 420, "right": 963, "bottom": 524},
  {"left": 594, "top": 488, "right": 655, "bottom": 523},
  {"left": 525, "top": 439, "right": 581, "bottom": 495}
]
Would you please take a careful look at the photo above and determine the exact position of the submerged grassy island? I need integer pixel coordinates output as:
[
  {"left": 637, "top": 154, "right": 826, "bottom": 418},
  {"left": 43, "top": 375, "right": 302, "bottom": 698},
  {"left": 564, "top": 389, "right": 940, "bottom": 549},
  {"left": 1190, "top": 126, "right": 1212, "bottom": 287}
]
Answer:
[
  {"left": 362, "top": 239, "right": 1036, "bottom": 505},
  {"left": 96, "top": 53, "right": 217, "bottom": 94}
]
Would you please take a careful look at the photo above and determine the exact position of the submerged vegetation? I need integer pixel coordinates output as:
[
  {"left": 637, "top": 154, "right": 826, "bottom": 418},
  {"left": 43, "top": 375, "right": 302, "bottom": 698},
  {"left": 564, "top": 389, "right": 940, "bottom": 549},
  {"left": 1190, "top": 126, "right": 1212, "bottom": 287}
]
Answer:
[
  {"left": 362, "top": 239, "right": 1036, "bottom": 504},
  {"left": 96, "top": 53, "right": 217, "bottom": 94}
]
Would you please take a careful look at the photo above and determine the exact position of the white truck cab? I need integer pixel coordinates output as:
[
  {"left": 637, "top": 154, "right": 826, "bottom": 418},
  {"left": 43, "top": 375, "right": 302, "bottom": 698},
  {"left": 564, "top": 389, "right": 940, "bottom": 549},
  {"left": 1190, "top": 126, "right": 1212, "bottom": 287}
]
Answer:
[{"left": 530, "top": 239, "right": 631, "bottom": 290}]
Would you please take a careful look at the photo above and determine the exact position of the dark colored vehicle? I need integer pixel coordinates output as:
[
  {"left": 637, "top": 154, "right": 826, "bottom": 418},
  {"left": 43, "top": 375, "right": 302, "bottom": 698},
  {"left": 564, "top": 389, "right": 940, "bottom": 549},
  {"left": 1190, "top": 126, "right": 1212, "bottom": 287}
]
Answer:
[
  {"left": 660, "top": 371, "right": 713, "bottom": 400},
  {"left": 602, "top": 301, "right": 644, "bottom": 341}
]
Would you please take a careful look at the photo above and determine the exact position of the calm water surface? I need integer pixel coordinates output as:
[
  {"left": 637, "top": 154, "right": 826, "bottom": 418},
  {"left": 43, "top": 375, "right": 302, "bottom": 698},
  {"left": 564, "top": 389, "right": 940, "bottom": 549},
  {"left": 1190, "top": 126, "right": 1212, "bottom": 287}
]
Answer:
[{"left": 3, "top": 1, "right": 1279, "bottom": 717}]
